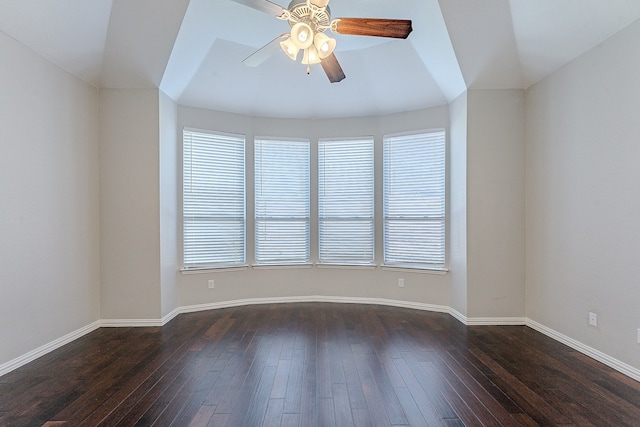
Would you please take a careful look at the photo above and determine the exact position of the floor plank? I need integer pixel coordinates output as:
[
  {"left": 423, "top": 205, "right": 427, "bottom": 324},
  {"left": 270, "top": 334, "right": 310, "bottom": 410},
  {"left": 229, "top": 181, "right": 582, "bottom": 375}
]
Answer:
[{"left": 1, "top": 303, "right": 639, "bottom": 426}]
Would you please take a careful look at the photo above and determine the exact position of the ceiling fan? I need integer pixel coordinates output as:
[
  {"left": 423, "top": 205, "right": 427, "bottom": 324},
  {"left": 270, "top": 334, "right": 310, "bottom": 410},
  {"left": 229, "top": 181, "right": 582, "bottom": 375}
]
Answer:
[{"left": 230, "top": 0, "right": 413, "bottom": 83}]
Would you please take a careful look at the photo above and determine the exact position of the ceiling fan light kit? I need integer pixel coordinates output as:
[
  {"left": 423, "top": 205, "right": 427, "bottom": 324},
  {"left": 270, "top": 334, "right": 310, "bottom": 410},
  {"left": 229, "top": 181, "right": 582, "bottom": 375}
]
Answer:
[{"left": 232, "top": 0, "right": 413, "bottom": 83}]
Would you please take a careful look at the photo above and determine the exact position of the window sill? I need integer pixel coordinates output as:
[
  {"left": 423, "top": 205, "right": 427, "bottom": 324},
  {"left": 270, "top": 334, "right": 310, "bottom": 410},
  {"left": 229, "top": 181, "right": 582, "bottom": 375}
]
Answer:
[
  {"left": 251, "top": 264, "right": 313, "bottom": 270},
  {"left": 180, "top": 265, "right": 249, "bottom": 274},
  {"left": 315, "top": 263, "right": 377, "bottom": 270},
  {"left": 380, "top": 265, "right": 449, "bottom": 275}
]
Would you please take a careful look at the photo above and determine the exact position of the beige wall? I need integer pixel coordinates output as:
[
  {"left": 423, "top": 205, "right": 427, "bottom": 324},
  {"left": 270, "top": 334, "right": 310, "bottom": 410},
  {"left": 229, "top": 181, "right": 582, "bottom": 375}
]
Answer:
[
  {"left": 449, "top": 92, "right": 468, "bottom": 317},
  {"left": 99, "top": 89, "right": 162, "bottom": 320},
  {"left": 466, "top": 89, "right": 526, "bottom": 319},
  {"left": 176, "top": 106, "right": 453, "bottom": 309},
  {"left": 0, "top": 30, "right": 100, "bottom": 365},
  {"left": 4, "top": 14, "right": 639, "bottom": 377},
  {"left": 447, "top": 89, "right": 526, "bottom": 321},
  {"left": 526, "top": 20, "right": 640, "bottom": 369},
  {"left": 159, "top": 91, "right": 179, "bottom": 318}
]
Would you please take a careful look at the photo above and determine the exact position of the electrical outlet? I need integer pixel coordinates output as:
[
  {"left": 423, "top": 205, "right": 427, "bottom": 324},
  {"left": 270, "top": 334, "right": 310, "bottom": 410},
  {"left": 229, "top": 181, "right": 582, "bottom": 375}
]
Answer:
[
  {"left": 398, "top": 278, "right": 405, "bottom": 288},
  {"left": 208, "top": 280, "right": 215, "bottom": 289},
  {"left": 637, "top": 329, "right": 640, "bottom": 344},
  {"left": 588, "top": 312, "right": 597, "bottom": 327}
]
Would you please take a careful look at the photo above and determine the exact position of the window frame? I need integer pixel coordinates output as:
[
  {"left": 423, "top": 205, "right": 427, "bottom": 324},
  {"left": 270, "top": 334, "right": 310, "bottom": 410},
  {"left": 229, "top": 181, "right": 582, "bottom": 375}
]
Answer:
[
  {"left": 254, "top": 137, "right": 311, "bottom": 266},
  {"left": 317, "top": 137, "right": 375, "bottom": 266},
  {"left": 382, "top": 129, "right": 447, "bottom": 271},
  {"left": 181, "top": 128, "right": 246, "bottom": 270}
]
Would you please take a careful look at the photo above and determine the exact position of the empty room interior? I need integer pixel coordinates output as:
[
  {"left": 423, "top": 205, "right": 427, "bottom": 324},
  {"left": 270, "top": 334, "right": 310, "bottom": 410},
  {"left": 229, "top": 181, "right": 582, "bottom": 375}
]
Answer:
[{"left": 1, "top": 0, "right": 640, "bottom": 425}]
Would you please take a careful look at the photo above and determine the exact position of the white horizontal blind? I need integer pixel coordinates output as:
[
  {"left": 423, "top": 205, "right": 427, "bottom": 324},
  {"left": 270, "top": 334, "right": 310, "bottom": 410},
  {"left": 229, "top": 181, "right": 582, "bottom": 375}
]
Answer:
[
  {"left": 183, "top": 129, "right": 245, "bottom": 268},
  {"left": 255, "top": 138, "right": 310, "bottom": 265},
  {"left": 318, "top": 138, "right": 374, "bottom": 265},
  {"left": 383, "top": 131, "right": 446, "bottom": 268}
]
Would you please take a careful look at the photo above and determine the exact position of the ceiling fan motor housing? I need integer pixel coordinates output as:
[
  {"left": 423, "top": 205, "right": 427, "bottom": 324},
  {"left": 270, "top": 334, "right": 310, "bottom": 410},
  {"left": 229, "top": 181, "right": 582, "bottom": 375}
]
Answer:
[{"left": 287, "top": 0, "right": 331, "bottom": 32}]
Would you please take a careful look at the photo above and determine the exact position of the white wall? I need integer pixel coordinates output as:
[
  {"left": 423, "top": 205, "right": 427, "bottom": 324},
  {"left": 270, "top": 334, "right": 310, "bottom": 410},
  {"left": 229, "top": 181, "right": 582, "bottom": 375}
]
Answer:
[
  {"left": 177, "top": 106, "right": 452, "bottom": 309},
  {"left": 526, "top": 20, "right": 640, "bottom": 370},
  {"left": 99, "top": 89, "right": 162, "bottom": 320},
  {"left": 0, "top": 31, "right": 100, "bottom": 366},
  {"left": 467, "top": 89, "right": 525, "bottom": 319}
]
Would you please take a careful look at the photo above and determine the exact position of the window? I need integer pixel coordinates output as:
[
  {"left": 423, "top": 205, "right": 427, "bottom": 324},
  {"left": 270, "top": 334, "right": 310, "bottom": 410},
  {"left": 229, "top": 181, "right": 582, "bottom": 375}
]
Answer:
[
  {"left": 182, "top": 129, "right": 245, "bottom": 268},
  {"left": 255, "top": 138, "right": 310, "bottom": 265},
  {"left": 383, "top": 130, "right": 446, "bottom": 269},
  {"left": 318, "top": 138, "right": 374, "bottom": 265}
]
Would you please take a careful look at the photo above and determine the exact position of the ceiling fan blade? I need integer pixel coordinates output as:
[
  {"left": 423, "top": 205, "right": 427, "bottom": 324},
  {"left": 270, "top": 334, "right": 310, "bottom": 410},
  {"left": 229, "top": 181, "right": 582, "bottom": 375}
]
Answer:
[
  {"left": 230, "top": 0, "right": 287, "bottom": 18},
  {"left": 331, "top": 18, "right": 413, "bottom": 39},
  {"left": 309, "top": 0, "right": 330, "bottom": 7},
  {"left": 243, "top": 34, "right": 289, "bottom": 67},
  {"left": 320, "top": 53, "right": 346, "bottom": 83}
]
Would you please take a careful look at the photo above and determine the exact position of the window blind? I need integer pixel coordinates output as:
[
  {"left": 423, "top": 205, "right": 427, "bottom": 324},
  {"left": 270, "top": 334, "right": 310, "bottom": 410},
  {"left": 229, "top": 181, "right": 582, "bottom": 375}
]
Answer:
[
  {"left": 383, "top": 130, "right": 446, "bottom": 268},
  {"left": 318, "top": 138, "right": 374, "bottom": 265},
  {"left": 183, "top": 129, "right": 245, "bottom": 268},
  {"left": 255, "top": 138, "right": 310, "bottom": 265}
]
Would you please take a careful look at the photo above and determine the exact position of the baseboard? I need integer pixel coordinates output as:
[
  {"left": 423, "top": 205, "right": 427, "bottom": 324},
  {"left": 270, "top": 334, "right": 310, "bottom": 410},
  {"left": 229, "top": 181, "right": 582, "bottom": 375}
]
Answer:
[
  {"left": 466, "top": 317, "right": 527, "bottom": 326},
  {"left": 2, "top": 301, "right": 639, "bottom": 385},
  {"left": 161, "top": 308, "right": 181, "bottom": 325},
  {"left": 178, "top": 295, "right": 450, "bottom": 316},
  {"left": 526, "top": 319, "right": 640, "bottom": 383},
  {"left": 0, "top": 320, "right": 101, "bottom": 378},
  {"left": 447, "top": 308, "right": 527, "bottom": 326},
  {"left": 100, "top": 318, "right": 164, "bottom": 327}
]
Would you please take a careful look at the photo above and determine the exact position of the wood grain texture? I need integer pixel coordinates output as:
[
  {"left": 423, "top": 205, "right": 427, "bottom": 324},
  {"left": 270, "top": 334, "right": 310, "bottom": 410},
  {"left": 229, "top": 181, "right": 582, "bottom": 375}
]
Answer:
[
  {"left": 1, "top": 303, "right": 639, "bottom": 426},
  {"left": 333, "top": 18, "right": 413, "bottom": 39}
]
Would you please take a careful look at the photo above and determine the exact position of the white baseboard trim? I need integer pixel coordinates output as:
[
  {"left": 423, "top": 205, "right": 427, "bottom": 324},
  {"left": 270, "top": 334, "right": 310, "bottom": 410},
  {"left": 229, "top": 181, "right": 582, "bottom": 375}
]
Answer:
[
  {"left": 447, "top": 309, "right": 527, "bottom": 326},
  {"left": 2, "top": 301, "right": 639, "bottom": 385},
  {"left": 100, "top": 318, "right": 164, "bottom": 327},
  {"left": 526, "top": 319, "right": 640, "bottom": 383},
  {"left": 466, "top": 317, "right": 528, "bottom": 326},
  {"left": 178, "top": 295, "right": 450, "bottom": 316},
  {"left": 0, "top": 320, "right": 101, "bottom": 378},
  {"left": 448, "top": 308, "right": 466, "bottom": 324},
  {"left": 161, "top": 308, "right": 181, "bottom": 326}
]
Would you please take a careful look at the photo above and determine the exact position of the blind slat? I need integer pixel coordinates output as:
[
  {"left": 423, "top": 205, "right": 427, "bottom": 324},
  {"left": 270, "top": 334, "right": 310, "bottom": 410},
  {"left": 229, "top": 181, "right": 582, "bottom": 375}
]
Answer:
[
  {"left": 318, "top": 138, "right": 374, "bottom": 265},
  {"left": 383, "top": 131, "right": 446, "bottom": 268},
  {"left": 255, "top": 139, "right": 310, "bottom": 265},
  {"left": 183, "top": 129, "right": 246, "bottom": 268}
]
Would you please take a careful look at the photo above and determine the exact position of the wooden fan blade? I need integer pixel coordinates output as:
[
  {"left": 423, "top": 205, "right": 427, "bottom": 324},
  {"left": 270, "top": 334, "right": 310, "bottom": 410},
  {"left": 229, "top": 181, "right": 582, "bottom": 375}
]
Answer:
[
  {"left": 331, "top": 18, "right": 413, "bottom": 39},
  {"left": 320, "top": 53, "right": 346, "bottom": 83},
  {"left": 230, "top": 0, "right": 287, "bottom": 18},
  {"left": 243, "top": 34, "right": 289, "bottom": 67}
]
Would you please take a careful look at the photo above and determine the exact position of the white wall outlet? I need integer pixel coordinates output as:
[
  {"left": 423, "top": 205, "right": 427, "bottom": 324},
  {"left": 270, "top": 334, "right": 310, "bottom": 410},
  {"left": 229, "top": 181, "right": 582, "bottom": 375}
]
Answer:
[
  {"left": 637, "top": 329, "right": 640, "bottom": 344},
  {"left": 588, "top": 312, "right": 597, "bottom": 327},
  {"left": 398, "top": 278, "right": 405, "bottom": 288},
  {"left": 208, "top": 279, "right": 215, "bottom": 289}
]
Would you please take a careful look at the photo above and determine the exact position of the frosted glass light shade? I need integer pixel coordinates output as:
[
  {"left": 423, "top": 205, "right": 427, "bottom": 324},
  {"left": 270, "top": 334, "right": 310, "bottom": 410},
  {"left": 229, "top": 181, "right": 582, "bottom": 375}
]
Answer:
[
  {"left": 313, "top": 32, "right": 336, "bottom": 59},
  {"left": 280, "top": 37, "right": 300, "bottom": 61},
  {"left": 301, "top": 46, "right": 322, "bottom": 65},
  {"left": 291, "top": 22, "right": 314, "bottom": 49}
]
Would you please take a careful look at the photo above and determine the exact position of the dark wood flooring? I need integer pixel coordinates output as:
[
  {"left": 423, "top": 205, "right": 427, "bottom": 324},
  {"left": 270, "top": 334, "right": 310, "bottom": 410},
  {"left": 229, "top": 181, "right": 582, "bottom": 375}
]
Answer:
[{"left": 1, "top": 303, "right": 639, "bottom": 426}]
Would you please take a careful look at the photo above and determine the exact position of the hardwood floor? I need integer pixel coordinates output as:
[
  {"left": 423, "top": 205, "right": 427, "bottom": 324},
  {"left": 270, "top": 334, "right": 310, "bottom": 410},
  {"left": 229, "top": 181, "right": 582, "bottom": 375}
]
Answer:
[{"left": 1, "top": 303, "right": 639, "bottom": 426}]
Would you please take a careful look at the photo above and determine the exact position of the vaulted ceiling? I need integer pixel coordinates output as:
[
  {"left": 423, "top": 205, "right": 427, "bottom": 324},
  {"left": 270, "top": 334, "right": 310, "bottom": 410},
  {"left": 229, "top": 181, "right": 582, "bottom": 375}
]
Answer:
[{"left": 2, "top": 0, "right": 639, "bottom": 119}]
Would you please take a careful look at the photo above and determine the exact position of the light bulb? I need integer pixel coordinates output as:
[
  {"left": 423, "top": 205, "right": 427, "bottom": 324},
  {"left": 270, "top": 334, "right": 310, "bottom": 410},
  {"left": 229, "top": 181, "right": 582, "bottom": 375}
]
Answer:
[
  {"left": 302, "top": 46, "right": 321, "bottom": 65},
  {"left": 291, "top": 23, "right": 314, "bottom": 49},
  {"left": 280, "top": 38, "right": 300, "bottom": 61},
  {"left": 313, "top": 32, "right": 336, "bottom": 59}
]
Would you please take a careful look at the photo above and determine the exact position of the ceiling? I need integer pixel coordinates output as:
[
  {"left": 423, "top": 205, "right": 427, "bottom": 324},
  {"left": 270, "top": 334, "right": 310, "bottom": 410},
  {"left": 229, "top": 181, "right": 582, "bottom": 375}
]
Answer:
[{"left": 2, "top": 0, "right": 640, "bottom": 119}]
